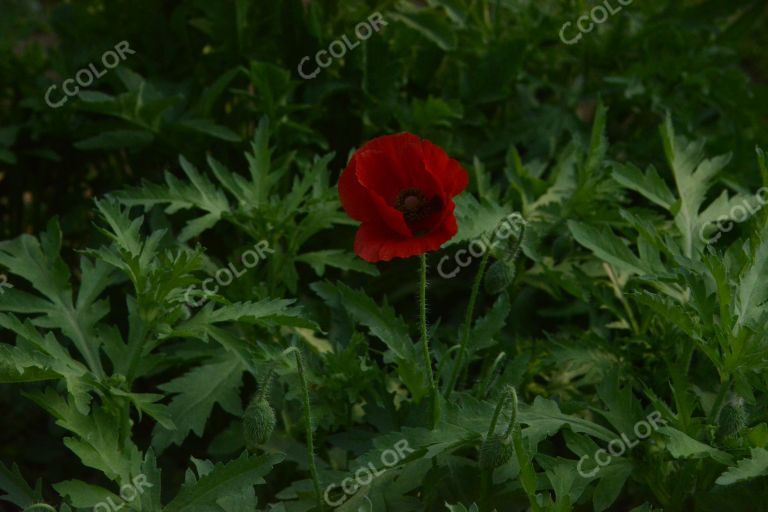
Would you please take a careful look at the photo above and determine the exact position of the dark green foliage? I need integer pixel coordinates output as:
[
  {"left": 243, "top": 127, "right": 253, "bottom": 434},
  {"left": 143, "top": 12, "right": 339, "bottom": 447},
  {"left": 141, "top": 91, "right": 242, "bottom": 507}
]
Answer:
[{"left": 2, "top": 1, "right": 768, "bottom": 511}]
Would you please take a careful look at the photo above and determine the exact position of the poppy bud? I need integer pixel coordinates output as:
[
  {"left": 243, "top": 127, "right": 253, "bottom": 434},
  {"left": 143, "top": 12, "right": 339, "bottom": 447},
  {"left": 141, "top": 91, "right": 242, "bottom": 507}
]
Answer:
[
  {"left": 243, "top": 397, "right": 276, "bottom": 449},
  {"left": 484, "top": 260, "right": 516, "bottom": 294},
  {"left": 489, "top": 213, "right": 526, "bottom": 262},
  {"left": 479, "top": 386, "right": 520, "bottom": 469},
  {"left": 484, "top": 214, "right": 525, "bottom": 294},
  {"left": 479, "top": 433, "right": 514, "bottom": 469},
  {"left": 717, "top": 398, "right": 748, "bottom": 439}
]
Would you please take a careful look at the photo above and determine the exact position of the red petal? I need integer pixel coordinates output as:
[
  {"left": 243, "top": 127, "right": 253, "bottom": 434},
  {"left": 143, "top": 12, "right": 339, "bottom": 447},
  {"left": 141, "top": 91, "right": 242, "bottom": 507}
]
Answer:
[
  {"left": 356, "top": 141, "right": 441, "bottom": 204},
  {"left": 421, "top": 139, "right": 469, "bottom": 197},
  {"left": 338, "top": 156, "right": 377, "bottom": 222},
  {"left": 353, "top": 201, "right": 459, "bottom": 262}
]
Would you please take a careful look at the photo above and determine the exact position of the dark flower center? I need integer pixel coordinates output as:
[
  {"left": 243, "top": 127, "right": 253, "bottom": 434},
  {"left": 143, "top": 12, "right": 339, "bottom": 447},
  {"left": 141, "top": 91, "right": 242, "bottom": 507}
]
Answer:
[{"left": 394, "top": 188, "right": 442, "bottom": 234}]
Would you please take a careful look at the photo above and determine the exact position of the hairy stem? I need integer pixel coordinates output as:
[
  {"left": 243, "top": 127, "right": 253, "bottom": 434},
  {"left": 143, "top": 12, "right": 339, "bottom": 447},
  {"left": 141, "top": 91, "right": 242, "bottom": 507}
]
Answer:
[
  {"left": 295, "top": 351, "right": 323, "bottom": 510},
  {"left": 419, "top": 254, "right": 440, "bottom": 429},
  {"left": 446, "top": 250, "right": 491, "bottom": 398},
  {"left": 256, "top": 366, "right": 275, "bottom": 401},
  {"left": 486, "top": 388, "right": 508, "bottom": 438}
]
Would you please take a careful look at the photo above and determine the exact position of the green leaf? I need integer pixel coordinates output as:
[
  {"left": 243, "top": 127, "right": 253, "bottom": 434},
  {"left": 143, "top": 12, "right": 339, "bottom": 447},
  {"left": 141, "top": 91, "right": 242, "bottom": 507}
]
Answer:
[
  {"left": 468, "top": 294, "right": 510, "bottom": 353},
  {"left": 389, "top": 10, "right": 457, "bottom": 51},
  {"left": 585, "top": 101, "right": 608, "bottom": 176},
  {"left": 296, "top": 250, "right": 379, "bottom": 276},
  {"left": 152, "top": 354, "right": 245, "bottom": 452},
  {"left": 245, "top": 117, "right": 272, "bottom": 207},
  {"left": 110, "top": 390, "right": 176, "bottom": 430},
  {"left": 612, "top": 163, "right": 675, "bottom": 210},
  {"left": 177, "top": 118, "right": 241, "bottom": 142},
  {"left": 53, "top": 480, "right": 119, "bottom": 508},
  {"left": 27, "top": 388, "right": 141, "bottom": 481},
  {"left": 0, "top": 220, "right": 109, "bottom": 384},
  {"left": 568, "top": 220, "right": 647, "bottom": 275},
  {"left": 0, "top": 344, "right": 59, "bottom": 383},
  {"left": 170, "top": 299, "right": 316, "bottom": 339},
  {"left": 449, "top": 194, "right": 511, "bottom": 247},
  {"left": 322, "top": 282, "right": 427, "bottom": 399},
  {"left": 521, "top": 397, "right": 617, "bottom": 445},
  {"left": 74, "top": 130, "right": 154, "bottom": 150},
  {"left": 735, "top": 228, "right": 768, "bottom": 327},
  {"left": 657, "top": 426, "right": 734, "bottom": 465},
  {"left": 0, "top": 461, "right": 41, "bottom": 509},
  {"left": 716, "top": 448, "right": 768, "bottom": 485},
  {"left": 114, "top": 156, "right": 230, "bottom": 242},
  {"left": 163, "top": 453, "right": 283, "bottom": 512},
  {"left": 660, "top": 115, "right": 735, "bottom": 256},
  {"left": 593, "top": 462, "right": 633, "bottom": 512}
]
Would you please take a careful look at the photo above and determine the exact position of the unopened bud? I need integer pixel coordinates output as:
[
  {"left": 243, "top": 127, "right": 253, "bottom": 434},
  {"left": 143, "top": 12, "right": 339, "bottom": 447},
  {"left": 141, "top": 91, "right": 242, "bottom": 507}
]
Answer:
[{"left": 243, "top": 397, "right": 276, "bottom": 449}]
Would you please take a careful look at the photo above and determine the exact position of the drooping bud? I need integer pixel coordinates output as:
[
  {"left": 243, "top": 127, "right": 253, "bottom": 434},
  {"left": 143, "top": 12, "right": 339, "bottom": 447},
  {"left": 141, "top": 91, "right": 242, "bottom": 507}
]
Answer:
[
  {"left": 484, "top": 213, "right": 526, "bottom": 294},
  {"left": 479, "top": 386, "right": 520, "bottom": 469},
  {"left": 243, "top": 368, "right": 276, "bottom": 449},
  {"left": 718, "top": 398, "right": 748, "bottom": 439},
  {"left": 484, "top": 260, "right": 516, "bottom": 295},
  {"left": 479, "top": 433, "right": 514, "bottom": 469},
  {"left": 243, "top": 397, "right": 276, "bottom": 449}
]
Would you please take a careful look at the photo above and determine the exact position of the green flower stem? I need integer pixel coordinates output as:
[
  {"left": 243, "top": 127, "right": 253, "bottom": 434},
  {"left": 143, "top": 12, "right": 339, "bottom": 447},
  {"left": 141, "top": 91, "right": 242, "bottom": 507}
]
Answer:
[
  {"left": 257, "top": 366, "right": 275, "bottom": 401},
  {"left": 476, "top": 351, "right": 507, "bottom": 399},
  {"left": 419, "top": 254, "right": 440, "bottom": 429},
  {"left": 480, "top": 386, "right": 513, "bottom": 509},
  {"left": 709, "top": 375, "right": 732, "bottom": 424},
  {"left": 445, "top": 250, "right": 491, "bottom": 398},
  {"left": 502, "top": 387, "right": 519, "bottom": 437},
  {"left": 486, "top": 387, "right": 508, "bottom": 438},
  {"left": 295, "top": 351, "right": 323, "bottom": 510}
]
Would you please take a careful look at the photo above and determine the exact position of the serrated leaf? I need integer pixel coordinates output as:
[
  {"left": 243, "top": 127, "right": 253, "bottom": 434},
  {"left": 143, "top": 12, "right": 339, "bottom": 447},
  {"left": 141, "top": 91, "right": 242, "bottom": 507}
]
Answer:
[
  {"left": 296, "top": 250, "right": 379, "bottom": 277},
  {"left": 716, "top": 447, "right": 768, "bottom": 485},
  {"left": 163, "top": 453, "right": 283, "bottom": 512},
  {"left": 612, "top": 163, "right": 675, "bottom": 210},
  {"left": 568, "top": 220, "right": 647, "bottom": 275},
  {"left": 657, "top": 426, "right": 733, "bottom": 465},
  {"left": 27, "top": 388, "right": 141, "bottom": 481},
  {"left": 736, "top": 229, "right": 768, "bottom": 327},
  {"left": 660, "top": 115, "right": 733, "bottom": 256},
  {"left": 0, "top": 461, "right": 41, "bottom": 508},
  {"left": 152, "top": 355, "right": 244, "bottom": 452},
  {"left": 53, "top": 480, "right": 119, "bottom": 508},
  {"left": 468, "top": 294, "right": 510, "bottom": 353},
  {"left": 325, "top": 282, "right": 427, "bottom": 399}
]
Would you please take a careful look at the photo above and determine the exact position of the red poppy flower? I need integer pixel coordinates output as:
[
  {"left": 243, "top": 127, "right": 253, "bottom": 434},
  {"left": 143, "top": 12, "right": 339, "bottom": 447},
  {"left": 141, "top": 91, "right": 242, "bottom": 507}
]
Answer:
[{"left": 339, "top": 133, "right": 469, "bottom": 262}]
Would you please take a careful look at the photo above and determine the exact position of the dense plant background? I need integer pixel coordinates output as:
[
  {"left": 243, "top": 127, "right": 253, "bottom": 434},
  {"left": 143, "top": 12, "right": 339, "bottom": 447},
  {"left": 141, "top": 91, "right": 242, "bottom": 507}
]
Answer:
[{"left": 2, "top": 0, "right": 768, "bottom": 511}]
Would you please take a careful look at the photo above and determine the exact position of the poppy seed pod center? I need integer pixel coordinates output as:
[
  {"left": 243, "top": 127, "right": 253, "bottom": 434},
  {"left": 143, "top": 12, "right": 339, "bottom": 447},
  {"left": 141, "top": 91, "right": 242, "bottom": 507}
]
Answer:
[
  {"left": 404, "top": 195, "right": 420, "bottom": 209},
  {"left": 395, "top": 188, "right": 442, "bottom": 231}
]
